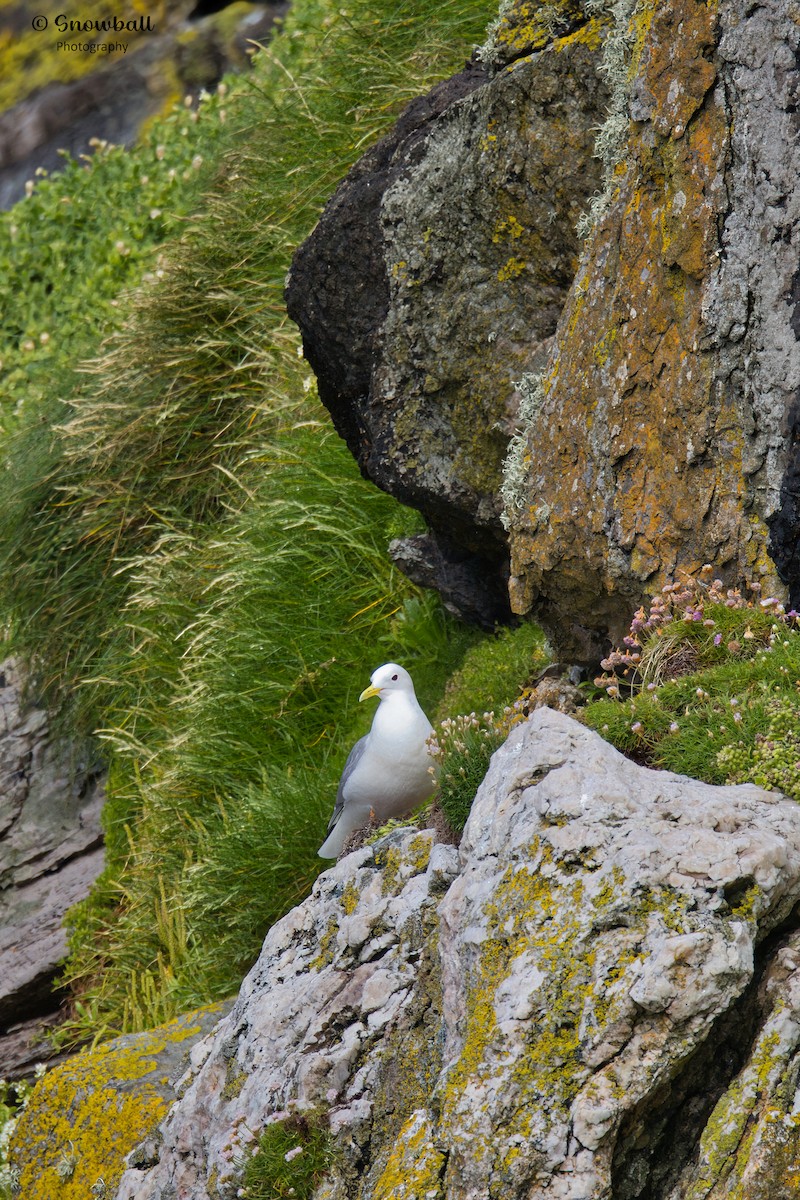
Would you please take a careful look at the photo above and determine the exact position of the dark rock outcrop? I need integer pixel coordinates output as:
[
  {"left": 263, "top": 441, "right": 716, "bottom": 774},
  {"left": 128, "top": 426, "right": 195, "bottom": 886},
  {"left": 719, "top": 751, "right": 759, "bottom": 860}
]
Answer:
[
  {"left": 504, "top": 0, "right": 800, "bottom": 659},
  {"left": 286, "top": 12, "right": 610, "bottom": 624},
  {"left": 0, "top": 660, "right": 105, "bottom": 1077},
  {"left": 289, "top": 0, "right": 800, "bottom": 660}
]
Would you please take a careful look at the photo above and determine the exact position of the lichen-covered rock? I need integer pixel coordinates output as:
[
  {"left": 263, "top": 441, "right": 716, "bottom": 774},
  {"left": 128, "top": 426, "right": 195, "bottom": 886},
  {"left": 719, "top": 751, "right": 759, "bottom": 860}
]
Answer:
[
  {"left": 9, "top": 1002, "right": 229, "bottom": 1200},
  {"left": 504, "top": 0, "right": 800, "bottom": 658},
  {"left": 0, "top": 658, "right": 105, "bottom": 1076},
  {"left": 108, "top": 710, "right": 800, "bottom": 1200},
  {"left": 286, "top": 2, "right": 609, "bottom": 624},
  {"left": 114, "top": 829, "right": 458, "bottom": 1199}
]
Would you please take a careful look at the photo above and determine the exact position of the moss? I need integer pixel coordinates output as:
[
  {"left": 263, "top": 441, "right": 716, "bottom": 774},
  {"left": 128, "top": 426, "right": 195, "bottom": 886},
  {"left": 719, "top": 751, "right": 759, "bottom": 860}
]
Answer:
[
  {"left": 10, "top": 1004, "right": 223, "bottom": 1198},
  {"left": 239, "top": 1111, "right": 334, "bottom": 1200},
  {"left": 435, "top": 621, "right": 548, "bottom": 722}
]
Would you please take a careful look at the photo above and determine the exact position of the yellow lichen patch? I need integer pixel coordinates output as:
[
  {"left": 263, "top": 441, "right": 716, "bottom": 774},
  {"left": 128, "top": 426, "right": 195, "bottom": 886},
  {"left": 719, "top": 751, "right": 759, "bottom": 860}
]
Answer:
[
  {"left": 553, "top": 15, "right": 608, "bottom": 52},
  {"left": 310, "top": 916, "right": 339, "bottom": 971},
  {"left": 375, "top": 832, "right": 432, "bottom": 897},
  {"left": 10, "top": 1004, "right": 224, "bottom": 1199},
  {"left": 372, "top": 1109, "right": 445, "bottom": 1200},
  {"left": 497, "top": 256, "right": 527, "bottom": 282},
  {"left": 493, "top": 215, "right": 525, "bottom": 243},
  {"left": 341, "top": 879, "right": 360, "bottom": 915},
  {"left": 490, "top": 0, "right": 587, "bottom": 59}
]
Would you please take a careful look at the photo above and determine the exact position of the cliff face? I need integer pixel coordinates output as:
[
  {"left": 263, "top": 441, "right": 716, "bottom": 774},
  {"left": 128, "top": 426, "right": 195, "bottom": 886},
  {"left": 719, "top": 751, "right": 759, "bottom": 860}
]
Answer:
[
  {"left": 505, "top": 0, "right": 800, "bottom": 658},
  {"left": 0, "top": 660, "right": 104, "bottom": 1077},
  {"left": 289, "top": 0, "right": 800, "bottom": 657},
  {"left": 46, "top": 711, "right": 800, "bottom": 1200}
]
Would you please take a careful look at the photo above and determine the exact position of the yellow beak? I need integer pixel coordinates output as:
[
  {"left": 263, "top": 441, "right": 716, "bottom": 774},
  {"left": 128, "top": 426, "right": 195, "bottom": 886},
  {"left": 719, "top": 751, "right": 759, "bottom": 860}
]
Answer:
[{"left": 359, "top": 683, "right": 381, "bottom": 702}]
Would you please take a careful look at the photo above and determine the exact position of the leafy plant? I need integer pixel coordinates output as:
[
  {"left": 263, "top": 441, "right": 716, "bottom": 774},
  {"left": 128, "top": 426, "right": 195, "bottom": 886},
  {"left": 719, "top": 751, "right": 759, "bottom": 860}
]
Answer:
[
  {"left": 582, "top": 568, "right": 800, "bottom": 794},
  {"left": 0, "top": 0, "right": 503, "bottom": 1047}
]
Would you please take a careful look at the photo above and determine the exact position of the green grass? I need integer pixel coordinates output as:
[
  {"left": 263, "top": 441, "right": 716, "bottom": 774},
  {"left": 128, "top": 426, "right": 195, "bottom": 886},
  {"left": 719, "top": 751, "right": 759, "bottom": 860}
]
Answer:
[
  {"left": 238, "top": 1111, "right": 334, "bottom": 1199},
  {"left": 0, "top": 0, "right": 501, "bottom": 1044},
  {"left": 582, "top": 579, "right": 800, "bottom": 801}
]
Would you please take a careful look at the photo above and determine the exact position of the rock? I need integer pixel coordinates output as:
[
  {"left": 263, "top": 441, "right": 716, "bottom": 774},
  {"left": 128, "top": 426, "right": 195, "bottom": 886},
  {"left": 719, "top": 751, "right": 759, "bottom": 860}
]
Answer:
[
  {"left": 10, "top": 1001, "right": 231, "bottom": 1200},
  {"left": 504, "top": 0, "right": 800, "bottom": 658},
  {"left": 113, "top": 829, "right": 459, "bottom": 1199},
  {"left": 104, "top": 710, "right": 800, "bottom": 1199},
  {"left": 286, "top": 7, "right": 609, "bottom": 623},
  {"left": 0, "top": 659, "right": 105, "bottom": 1076}
]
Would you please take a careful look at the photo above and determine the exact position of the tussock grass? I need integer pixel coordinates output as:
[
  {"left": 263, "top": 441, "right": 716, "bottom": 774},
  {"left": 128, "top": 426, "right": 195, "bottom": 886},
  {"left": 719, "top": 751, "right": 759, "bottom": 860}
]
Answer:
[{"left": 0, "top": 0, "right": 499, "bottom": 1043}]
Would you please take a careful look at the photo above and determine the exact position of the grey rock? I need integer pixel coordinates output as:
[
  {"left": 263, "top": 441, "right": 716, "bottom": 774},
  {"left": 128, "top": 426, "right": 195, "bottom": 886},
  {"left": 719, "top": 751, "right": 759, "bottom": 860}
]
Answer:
[
  {"left": 0, "top": 659, "right": 105, "bottom": 1074},
  {"left": 112, "top": 711, "right": 800, "bottom": 1199}
]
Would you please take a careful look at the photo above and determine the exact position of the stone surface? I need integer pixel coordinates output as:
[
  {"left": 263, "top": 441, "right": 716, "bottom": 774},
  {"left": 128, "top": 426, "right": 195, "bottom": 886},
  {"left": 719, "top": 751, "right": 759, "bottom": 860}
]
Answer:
[
  {"left": 109, "top": 710, "right": 800, "bottom": 1199},
  {"left": 286, "top": 8, "right": 609, "bottom": 623},
  {"left": 505, "top": 0, "right": 800, "bottom": 658},
  {"left": 10, "top": 1002, "right": 231, "bottom": 1200},
  {"left": 0, "top": 659, "right": 105, "bottom": 1075}
]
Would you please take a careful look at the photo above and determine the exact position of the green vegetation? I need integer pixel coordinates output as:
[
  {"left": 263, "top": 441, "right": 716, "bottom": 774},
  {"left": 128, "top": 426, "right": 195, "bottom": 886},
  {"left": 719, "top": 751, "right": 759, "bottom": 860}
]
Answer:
[
  {"left": 434, "top": 620, "right": 548, "bottom": 721},
  {"left": 0, "top": 1072, "right": 40, "bottom": 1199},
  {"left": 427, "top": 621, "right": 549, "bottom": 831},
  {"left": 0, "top": 0, "right": 501, "bottom": 1045},
  {"left": 582, "top": 571, "right": 800, "bottom": 798},
  {"left": 429, "top": 712, "right": 507, "bottom": 832},
  {"left": 237, "top": 1111, "right": 334, "bottom": 1200}
]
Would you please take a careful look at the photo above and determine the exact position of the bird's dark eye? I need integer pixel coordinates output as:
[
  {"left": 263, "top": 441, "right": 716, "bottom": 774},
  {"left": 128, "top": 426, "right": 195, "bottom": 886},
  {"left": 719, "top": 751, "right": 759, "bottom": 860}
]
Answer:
[{"left": 392, "top": 674, "right": 398, "bottom": 681}]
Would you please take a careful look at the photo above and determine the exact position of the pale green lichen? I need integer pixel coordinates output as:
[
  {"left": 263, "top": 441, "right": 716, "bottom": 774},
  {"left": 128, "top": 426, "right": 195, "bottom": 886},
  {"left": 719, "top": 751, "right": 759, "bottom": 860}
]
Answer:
[{"left": 500, "top": 370, "right": 547, "bottom": 523}]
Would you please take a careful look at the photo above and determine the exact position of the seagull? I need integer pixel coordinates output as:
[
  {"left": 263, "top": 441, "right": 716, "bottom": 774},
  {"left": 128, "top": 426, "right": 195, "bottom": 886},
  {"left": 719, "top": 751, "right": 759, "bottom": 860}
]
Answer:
[{"left": 318, "top": 663, "right": 436, "bottom": 858}]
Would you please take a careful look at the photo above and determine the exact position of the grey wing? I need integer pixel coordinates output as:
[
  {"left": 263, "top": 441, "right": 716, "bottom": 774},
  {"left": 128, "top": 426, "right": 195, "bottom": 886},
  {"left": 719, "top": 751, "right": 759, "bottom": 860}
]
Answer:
[{"left": 326, "top": 735, "right": 368, "bottom": 834}]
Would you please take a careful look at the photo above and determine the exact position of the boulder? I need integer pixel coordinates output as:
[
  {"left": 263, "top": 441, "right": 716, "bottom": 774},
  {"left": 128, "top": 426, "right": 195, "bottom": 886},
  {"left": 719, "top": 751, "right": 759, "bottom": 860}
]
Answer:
[
  {"left": 10, "top": 1002, "right": 231, "bottom": 1200},
  {"left": 286, "top": 5, "right": 610, "bottom": 624},
  {"left": 110, "top": 710, "right": 800, "bottom": 1199},
  {"left": 0, "top": 659, "right": 105, "bottom": 1076},
  {"left": 504, "top": 0, "right": 800, "bottom": 658}
]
